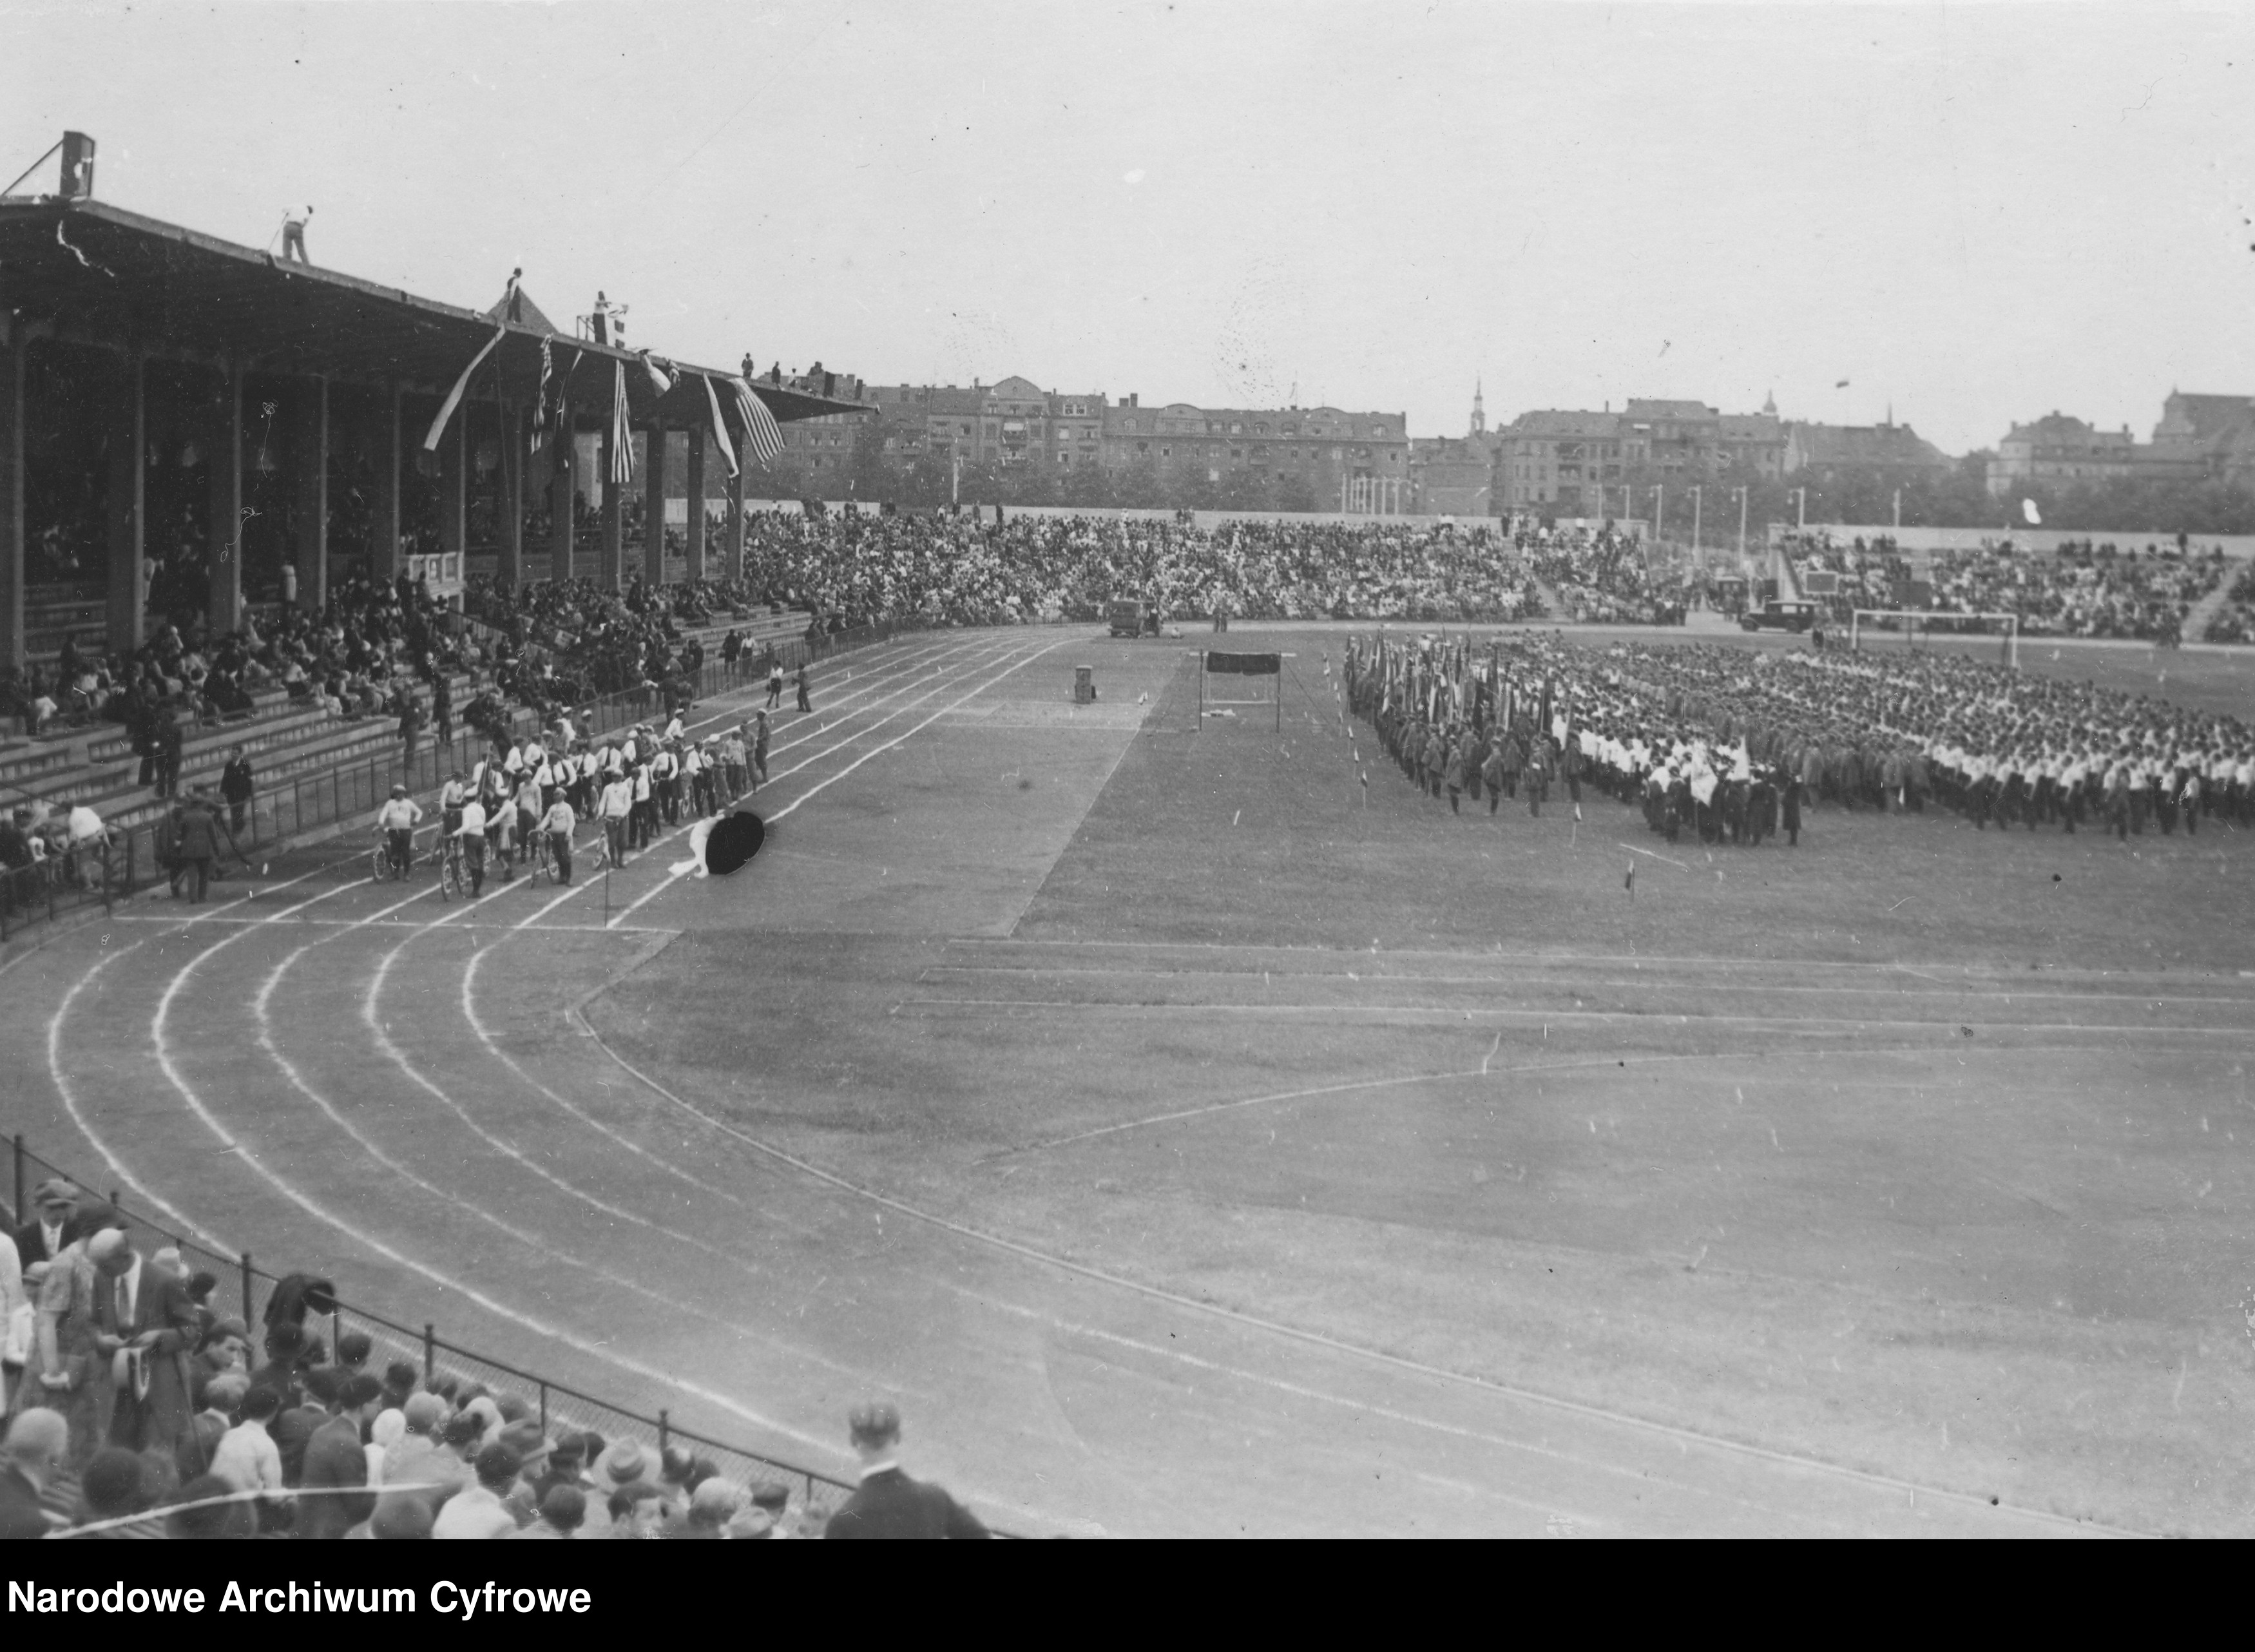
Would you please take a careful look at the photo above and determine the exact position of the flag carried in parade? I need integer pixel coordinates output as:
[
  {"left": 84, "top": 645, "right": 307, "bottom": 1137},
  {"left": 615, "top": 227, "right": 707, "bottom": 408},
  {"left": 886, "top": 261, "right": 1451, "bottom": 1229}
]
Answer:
[{"left": 609, "top": 359, "right": 634, "bottom": 485}]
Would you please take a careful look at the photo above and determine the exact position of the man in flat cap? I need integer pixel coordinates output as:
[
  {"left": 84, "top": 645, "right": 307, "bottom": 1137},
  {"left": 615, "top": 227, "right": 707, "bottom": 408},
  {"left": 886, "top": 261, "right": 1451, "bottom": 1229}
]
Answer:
[
  {"left": 822, "top": 1402, "right": 987, "bottom": 1540},
  {"left": 11, "top": 1178, "right": 79, "bottom": 1270}
]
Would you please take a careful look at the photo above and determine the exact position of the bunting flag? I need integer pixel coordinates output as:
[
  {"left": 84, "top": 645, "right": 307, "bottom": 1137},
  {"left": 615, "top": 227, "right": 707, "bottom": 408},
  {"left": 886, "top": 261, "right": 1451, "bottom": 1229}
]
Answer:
[
  {"left": 529, "top": 336, "right": 556, "bottom": 453},
  {"left": 701, "top": 374, "right": 740, "bottom": 479},
  {"left": 421, "top": 324, "right": 506, "bottom": 453},
  {"left": 640, "top": 351, "right": 675, "bottom": 398},
  {"left": 730, "top": 377, "right": 785, "bottom": 467},
  {"left": 608, "top": 359, "right": 634, "bottom": 485}
]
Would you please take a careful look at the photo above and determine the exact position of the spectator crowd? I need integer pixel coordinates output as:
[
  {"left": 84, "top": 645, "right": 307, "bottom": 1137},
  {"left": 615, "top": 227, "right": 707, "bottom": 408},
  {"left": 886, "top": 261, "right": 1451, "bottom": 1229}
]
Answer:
[{"left": 1, "top": 1180, "right": 988, "bottom": 1539}]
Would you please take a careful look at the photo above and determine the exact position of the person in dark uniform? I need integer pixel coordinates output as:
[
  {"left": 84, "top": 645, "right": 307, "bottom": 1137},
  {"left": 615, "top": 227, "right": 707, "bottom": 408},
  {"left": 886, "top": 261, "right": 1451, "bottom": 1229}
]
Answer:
[
  {"left": 794, "top": 663, "right": 812, "bottom": 714},
  {"left": 823, "top": 1403, "right": 988, "bottom": 1540},
  {"left": 220, "top": 745, "right": 254, "bottom": 836},
  {"left": 1778, "top": 760, "right": 1803, "bottom": 847}
]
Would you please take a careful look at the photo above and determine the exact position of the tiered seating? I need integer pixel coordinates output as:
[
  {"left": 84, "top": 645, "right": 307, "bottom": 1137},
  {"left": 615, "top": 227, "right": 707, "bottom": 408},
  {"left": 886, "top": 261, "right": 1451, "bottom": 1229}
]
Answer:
[{"left": 0, "top": 668, "right": 492, "bottom": 842}]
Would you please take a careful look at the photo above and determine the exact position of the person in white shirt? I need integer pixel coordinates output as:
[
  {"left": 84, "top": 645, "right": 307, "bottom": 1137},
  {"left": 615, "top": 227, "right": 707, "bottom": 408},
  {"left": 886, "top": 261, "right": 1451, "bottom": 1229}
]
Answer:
[
  {"left": 454, "top": 797, "right": 489, "bottom": 895},
  {"left": 374, "top": 785, "right": 423, "bottom": 876},
  {"left": 539, "top": 793, "right": 577, "bottom": 885},
  {"left": 599, "top": 774, "right": 634, "bottom": 868},
  {"left": 211, "top": 1384, "right": 285, "bottom": 1499},
  {"left": 432, "top": 1442, "right": 523, "bottom": 1539},
  {"left": 438, "top": 771, "right": 470, "bottom": 836},
  {"left": 630, "top": 764, "right": 654, "bottom": 849}
]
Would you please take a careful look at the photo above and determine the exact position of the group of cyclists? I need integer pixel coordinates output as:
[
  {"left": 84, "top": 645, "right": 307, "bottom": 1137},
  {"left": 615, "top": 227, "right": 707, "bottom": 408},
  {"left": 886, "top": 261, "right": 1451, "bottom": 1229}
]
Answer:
[{"left": 371, "top": 707, "right": 774, "bottom": 899}]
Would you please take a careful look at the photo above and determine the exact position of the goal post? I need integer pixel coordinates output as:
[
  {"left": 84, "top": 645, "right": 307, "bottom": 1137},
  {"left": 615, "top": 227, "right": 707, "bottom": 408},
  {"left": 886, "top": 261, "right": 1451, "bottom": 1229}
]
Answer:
[
  {"left": 1198, "top": 649, "right": 1285, "bottom": 731},
  {"left": 1850, "top": 608, "right": 2020, "bottom": 670}
]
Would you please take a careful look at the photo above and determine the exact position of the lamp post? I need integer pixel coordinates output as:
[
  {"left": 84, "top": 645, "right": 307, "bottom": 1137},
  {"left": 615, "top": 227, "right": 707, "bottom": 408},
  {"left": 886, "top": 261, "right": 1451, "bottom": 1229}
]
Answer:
[
  {"left": 1734, "top": 485, "right": 1749, "bottom": 562},
  {"left": 1689, "top": 485, "right": 1702, "bottom": 555},
  {"left": 1652, "top": 483, "right": 1664, "bottom": 548},
  {"left": 1892, "top": 486, "right": 1901, "bottom": 531}
]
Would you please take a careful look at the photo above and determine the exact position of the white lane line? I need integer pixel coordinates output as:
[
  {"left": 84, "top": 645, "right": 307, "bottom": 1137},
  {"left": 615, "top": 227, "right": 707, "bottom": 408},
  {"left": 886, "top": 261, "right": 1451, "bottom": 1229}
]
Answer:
[
  {"left": 606, "top": 637, "right": 1067, "bottom": 927},
  {"left": 577, "top": 1016, "right": 2124, "bottom": 1536},
  {"left": 361, "top": 934, "right": 856, "bottom": 1303},
  {"left": 182, "top": 907, "right": 846, "bottom": 1455},
  {"left": 457, "top": 946, "right": 783, "bottom": 1214},
  {"left": 892, "top": 998, "right": 2255, "bottom": 1039},
  {"left": 38, "top": 865, "right": 362, "bottom": 1238}
]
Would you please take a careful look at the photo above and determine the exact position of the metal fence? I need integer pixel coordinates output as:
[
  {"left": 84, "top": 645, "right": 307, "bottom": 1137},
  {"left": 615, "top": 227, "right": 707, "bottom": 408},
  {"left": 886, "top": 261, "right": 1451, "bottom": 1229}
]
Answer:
[
  {"left": 0, "top": 617, "right": 926, "bottom": 946},
  {"left": 8, "top": 1135, "right": 862, "bottom": 1517}
]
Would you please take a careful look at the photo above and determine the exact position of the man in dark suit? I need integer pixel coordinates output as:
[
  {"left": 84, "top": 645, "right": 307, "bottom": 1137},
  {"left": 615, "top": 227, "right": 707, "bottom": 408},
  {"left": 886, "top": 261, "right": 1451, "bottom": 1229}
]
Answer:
[
  {"left": 85, "top": 1229, "right": 198, "bottom": 1459},
  {"left": 823, "top": 1403, "right": 988, "bottom": 1540},
  {"left": 11, "top": 1178, "right": 79, "bottom": 1269},
  {"left": 220, "top": 745, "right": 254, "bottom": 836}
]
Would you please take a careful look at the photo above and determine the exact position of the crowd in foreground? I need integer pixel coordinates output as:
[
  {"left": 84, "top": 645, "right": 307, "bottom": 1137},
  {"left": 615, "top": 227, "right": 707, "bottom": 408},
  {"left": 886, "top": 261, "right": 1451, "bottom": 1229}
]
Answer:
[
  {"left": 1348, "top": 627, "right": 2255, "bottom": 844},
  {"left": 1, "top": 1181, "right": 988, "bottom": 1539}
]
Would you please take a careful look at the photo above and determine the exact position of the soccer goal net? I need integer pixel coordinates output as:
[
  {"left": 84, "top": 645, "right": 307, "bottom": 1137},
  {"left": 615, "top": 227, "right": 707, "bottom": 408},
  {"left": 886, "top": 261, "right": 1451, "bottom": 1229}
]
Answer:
[
  {"left": 1850, "top": 609, "right": 2020, "bottom": 669},
  {"left": 1198, "top": 649, "right": 1283, "bottom": 729}
]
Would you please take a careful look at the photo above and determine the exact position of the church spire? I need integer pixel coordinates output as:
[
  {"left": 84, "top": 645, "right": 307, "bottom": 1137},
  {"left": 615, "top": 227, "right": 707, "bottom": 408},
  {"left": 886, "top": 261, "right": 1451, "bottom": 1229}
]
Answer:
[{"left": 1470, "top": 378, "right": 1486, "bottom": 436}]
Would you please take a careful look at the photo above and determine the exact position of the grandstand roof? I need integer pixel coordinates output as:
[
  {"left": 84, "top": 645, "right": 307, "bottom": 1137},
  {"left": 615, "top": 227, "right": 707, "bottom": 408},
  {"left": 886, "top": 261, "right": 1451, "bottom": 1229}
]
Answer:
[{"left": 0, "top": 197, "right": 863, "bottom": 429}]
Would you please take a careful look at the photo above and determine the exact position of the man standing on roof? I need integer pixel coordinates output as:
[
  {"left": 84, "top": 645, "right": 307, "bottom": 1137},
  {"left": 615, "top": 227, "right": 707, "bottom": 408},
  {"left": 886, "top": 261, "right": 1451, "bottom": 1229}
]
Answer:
[{"left": 280, "top": 206, "right": 313, "bottom": 266}]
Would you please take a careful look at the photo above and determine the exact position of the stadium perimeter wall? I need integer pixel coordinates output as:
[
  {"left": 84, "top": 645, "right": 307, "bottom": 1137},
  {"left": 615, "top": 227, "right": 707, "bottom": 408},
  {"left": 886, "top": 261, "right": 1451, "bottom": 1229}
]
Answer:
[
  {"left": 1798, "top": 523, "right": 2255, "bottom": 558},
  {"left": 742, "top": 500, "right": 1509, "bottom": 530}
]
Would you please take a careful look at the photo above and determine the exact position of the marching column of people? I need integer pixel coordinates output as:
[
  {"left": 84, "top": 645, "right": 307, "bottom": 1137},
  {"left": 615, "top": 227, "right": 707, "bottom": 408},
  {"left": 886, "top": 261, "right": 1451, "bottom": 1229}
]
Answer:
[{"left": 1345, "top": 629, "right": 2255, "bottom": 850}]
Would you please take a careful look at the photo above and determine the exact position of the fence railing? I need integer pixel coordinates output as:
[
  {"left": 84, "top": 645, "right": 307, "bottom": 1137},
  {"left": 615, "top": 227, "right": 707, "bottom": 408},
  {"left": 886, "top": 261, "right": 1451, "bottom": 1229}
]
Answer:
[
  {"left": 0, "top": 618, "right": 925, "bottom": 946},
  {"left": 8, "top": 1135, "right": 863, "bottom": 1519}
]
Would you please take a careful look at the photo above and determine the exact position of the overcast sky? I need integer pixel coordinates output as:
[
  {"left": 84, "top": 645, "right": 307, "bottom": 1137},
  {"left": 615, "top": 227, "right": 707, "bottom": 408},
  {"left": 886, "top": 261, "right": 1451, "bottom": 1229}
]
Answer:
[{"left": 5, "top": 2, "right": 2250, "bottom": 453}]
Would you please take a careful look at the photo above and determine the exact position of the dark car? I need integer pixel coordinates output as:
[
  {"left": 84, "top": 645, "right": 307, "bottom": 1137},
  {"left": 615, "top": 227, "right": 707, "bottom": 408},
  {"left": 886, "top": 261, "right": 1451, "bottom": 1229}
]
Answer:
[
  {"left": 1740, "top": 599, "right": 1819, "bottom": 633},
  {"left": 1108, "top": 599, "right": 1153, "bottom": 638}
]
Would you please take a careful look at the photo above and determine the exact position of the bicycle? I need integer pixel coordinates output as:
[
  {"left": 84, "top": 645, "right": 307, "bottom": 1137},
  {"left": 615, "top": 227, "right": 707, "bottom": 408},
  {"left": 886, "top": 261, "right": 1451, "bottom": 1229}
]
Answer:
[
  {"left": 436, "top": 834, "right": 467, "bottom": 902},
  {"left": 370, "top": 831, "right": 414, "bottom": 881},
  {"left": 526, "top": 829, "right": 555, "bottom": 887}
]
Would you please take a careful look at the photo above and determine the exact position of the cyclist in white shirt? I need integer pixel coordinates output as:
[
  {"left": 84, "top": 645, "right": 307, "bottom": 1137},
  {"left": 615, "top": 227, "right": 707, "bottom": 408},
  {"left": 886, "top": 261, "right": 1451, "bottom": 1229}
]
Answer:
[
  {"left": 454, "top": 796, "right": 490, "bottom": 895},
  {"left": 599, "top": 773, "right": 634, "bottom": 867},
  {"left": 439, "top": 769, "right": 470, "bottom": 836},
  {"left": 374, "top": 785, "right": 423, "bottom": 874}
]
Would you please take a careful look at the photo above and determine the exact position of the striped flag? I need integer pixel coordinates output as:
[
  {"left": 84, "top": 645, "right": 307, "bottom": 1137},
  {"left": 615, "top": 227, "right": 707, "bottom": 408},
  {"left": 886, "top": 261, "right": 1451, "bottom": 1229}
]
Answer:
[
  {"left": 730, "top": 377, "right": 785, "bottom": 467},
  {"left": 530, "top": 336, "right": 555, "bottom": 453},
  {"left": 608, "top": 360, "right": 633, "bottom": 485}
]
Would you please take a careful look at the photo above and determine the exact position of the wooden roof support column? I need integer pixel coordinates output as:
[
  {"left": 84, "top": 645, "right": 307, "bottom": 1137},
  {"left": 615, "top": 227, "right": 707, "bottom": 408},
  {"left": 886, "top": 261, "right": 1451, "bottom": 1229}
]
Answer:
[
  {"left": 549, "top": 425, "right": 575, "bottom": 585},
  {"left": 495, "top": 404, "right": 523, "bottom": 591},
  {"left": 643, "top": 423, "right": 667, "bottom": 587},
  {"left": 437, "top": 394, "right": 465, "bottom": 572},
  {"left": 684, "top": 425, "right": 707, "bottom": 584},
  {"left": 599, "top": 425, "right": 624, "bottom": 592},
  {"left": 207, "top": 360, "right": 244, "bottom": 637},
  {"left": 293, "top": 376, "right": 328, "bottom": 617},
  {"left": 106, "top": 351, "right": 145, "bottom": 653},
  {"left": 725, "top": 430, "right": 747, "bottom": 585},
  {"left": 0, "top": 328, "right": 23, "bottom": 672},
  {"left": 369, "top": 381, "right": 401, "bottom": 582}
]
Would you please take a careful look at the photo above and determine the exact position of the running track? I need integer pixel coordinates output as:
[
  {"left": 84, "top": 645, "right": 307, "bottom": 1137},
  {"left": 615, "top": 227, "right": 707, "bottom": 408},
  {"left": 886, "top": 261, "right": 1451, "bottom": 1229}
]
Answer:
[{"left": 6, "top": 630, "right": 2119, "bottom": 1536}]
